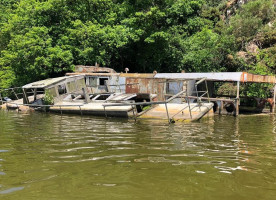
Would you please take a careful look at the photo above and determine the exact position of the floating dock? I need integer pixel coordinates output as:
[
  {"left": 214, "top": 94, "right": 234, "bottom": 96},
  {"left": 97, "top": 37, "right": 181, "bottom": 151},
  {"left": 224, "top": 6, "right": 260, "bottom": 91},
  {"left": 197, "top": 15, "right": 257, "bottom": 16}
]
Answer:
[{"left": 138, "top": 103, "right": 213, "bottom": 122}]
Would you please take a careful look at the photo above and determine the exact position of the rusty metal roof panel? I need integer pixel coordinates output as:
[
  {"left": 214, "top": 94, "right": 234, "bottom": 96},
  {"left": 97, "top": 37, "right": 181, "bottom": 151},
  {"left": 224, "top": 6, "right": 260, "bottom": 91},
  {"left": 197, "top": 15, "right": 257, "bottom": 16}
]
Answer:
[{"left": 244, "top": 73, "right": 275, "bottom": 83}]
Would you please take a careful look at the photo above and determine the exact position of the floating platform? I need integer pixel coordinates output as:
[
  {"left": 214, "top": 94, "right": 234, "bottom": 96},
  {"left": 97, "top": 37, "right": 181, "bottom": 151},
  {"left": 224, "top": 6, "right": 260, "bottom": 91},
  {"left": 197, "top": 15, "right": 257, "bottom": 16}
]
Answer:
[
  {"left": 49, "top": 102, "right": 133, "bottom": 118},
  {"left": 138, "top": 103, "right": 214, "bottom": 122}
]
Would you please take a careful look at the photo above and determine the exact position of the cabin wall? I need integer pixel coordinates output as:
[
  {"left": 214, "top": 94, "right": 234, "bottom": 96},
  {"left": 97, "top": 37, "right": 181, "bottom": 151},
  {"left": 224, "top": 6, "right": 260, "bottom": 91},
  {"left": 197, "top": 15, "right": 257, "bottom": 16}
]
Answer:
[
  {"left": 85, "top": 75, "right": 117, "bottom": 94},
  {"left": 125, "top": 78, "right": 166, "bottom": 101},
  {"left": 45, "top": 76, "right": 86, "bottom": 103},
  {"left": 108, "top": 76, "right": 126, "bottom": 93}
]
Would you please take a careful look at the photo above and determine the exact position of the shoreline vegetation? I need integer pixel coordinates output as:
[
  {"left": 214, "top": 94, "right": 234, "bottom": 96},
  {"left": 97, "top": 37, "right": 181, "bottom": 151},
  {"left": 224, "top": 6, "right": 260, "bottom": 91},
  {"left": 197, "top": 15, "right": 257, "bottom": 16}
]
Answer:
[{"left": 0, "top": 0, "right": 275, "bottom": 97}]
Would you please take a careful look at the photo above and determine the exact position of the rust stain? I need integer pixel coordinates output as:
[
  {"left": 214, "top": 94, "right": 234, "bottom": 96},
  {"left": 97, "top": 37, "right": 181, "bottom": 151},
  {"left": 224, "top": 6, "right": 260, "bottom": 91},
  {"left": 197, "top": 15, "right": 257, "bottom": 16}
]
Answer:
[
  {"left": 243, "top": 72, "right": 275, "bottom": 84},
  {"left": 75, "top": 65, "right": 117, "bottom": 73},
  {"left": 125, "top": 78, "right": 165, "bottom": 101}
]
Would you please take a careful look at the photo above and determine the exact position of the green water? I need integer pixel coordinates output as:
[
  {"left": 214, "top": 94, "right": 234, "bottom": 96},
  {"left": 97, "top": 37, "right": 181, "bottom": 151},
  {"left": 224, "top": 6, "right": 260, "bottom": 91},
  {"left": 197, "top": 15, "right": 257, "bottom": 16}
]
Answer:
[{"left": 0, "top": 111, "right": 276, "bottom": 199}]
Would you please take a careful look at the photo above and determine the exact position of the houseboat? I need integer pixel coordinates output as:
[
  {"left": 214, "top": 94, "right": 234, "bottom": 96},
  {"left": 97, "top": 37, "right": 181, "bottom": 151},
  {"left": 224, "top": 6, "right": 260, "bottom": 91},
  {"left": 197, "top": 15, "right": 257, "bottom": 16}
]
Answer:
[{"left": 0, "top": 70, "right": 214, "bottom": 123}]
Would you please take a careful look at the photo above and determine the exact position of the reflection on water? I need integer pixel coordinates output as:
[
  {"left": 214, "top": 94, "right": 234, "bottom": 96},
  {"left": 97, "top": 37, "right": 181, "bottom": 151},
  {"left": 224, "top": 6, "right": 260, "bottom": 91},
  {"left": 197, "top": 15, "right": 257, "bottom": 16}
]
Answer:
[{"left": 0, "top": 111, "right": 276, "bottom": 199}]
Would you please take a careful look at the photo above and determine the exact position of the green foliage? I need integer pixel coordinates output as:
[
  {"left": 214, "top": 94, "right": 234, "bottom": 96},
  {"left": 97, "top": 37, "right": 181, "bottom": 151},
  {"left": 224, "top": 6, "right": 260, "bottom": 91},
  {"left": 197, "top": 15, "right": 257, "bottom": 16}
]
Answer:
[
  {"left": 242, "top": 83, "right": 273, "bottom": 98},
  {"left": 43, "top": 90, "right": 54, "bottom": 105},
  {"left": 0, "top": 0, "right": 275, "bottom": 96},
  {"left": 181, "top": 28, "right": 235, "bottom": 72},
  {"left": 217, "top": 83, "right": 237, "bottom": 96},
  {"left": 142, "top": 105, "right": 151, "bottom": 111},
  {"left": 227, "top": 0, "right": 275, "bottom": 45}
]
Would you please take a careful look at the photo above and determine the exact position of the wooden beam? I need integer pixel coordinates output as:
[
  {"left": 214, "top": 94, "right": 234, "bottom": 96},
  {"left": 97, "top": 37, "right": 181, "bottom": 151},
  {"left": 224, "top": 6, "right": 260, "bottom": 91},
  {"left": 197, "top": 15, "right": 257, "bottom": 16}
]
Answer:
[
  {"left": 34, "top": 88, "right": 37, "bottom": 101},
  {"left": 23, "top": 89, "right": 29, "bottom": 105}
]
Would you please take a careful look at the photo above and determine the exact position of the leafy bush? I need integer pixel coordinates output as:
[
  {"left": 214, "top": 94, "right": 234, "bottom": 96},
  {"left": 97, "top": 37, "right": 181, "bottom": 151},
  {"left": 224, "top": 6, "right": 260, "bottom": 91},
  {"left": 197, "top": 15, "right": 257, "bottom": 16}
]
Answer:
[
  {"left": 43, "top": 90, "right": 54, "bottom": 105},
  {"left": 217, "top": 83, "right": 237, "bottom": 96}
]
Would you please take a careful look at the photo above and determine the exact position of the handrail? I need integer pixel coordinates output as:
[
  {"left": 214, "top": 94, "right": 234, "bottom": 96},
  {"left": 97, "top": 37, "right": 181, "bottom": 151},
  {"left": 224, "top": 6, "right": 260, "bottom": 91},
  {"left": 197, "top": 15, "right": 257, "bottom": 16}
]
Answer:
[
  {"left": 103, "top": 101, "right": 167, "bottom": 107},
  {"left": 193, "top": 77, "right": 210, "bottom": 105},
  {"left": 103, "top": 89, "right": 190, "bottom": 123},
  {"left": 166, "top": 90, "right": 186, "bottom": 103},
  {"left": 103, "top": 78, "right": 210, "bottom": 123},
  {"left": 195, "top": 78, "right": 207, "bottom": 85},
  {"left": 1, "top": 101, "right": 84, "bottom": 107}
]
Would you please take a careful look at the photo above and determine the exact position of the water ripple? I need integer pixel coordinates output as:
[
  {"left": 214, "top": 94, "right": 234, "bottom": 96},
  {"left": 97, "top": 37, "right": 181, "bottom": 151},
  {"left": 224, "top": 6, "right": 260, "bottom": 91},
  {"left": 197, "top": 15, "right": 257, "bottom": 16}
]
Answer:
[{"left": 1, "top": 112, "right": 276, "bottom": 199}]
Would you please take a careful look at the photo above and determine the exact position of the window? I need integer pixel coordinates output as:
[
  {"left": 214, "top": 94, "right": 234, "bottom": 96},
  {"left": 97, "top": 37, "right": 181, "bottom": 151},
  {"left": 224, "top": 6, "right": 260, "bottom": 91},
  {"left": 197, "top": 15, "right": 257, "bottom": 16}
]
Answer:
[
  {"left": 58, "top": 84, "right": 67, "bottom": 95},
  {"left": 67, "top": 81, "right": 76, "bottom": 93},
  {"left": 99, "top": 78, "right": 109, "bottom": 86},
  {"left": 166, "top": 82, "right": 183, "bottom": 95},
  {"left": 76, "top": 79, "right": 86, "bottom": 90},
  {"left": 46, "top": 87, "right": 57, "bottom": 97},
  {"left": 88, "top": 77, "right": 97, "bottom": 87}
]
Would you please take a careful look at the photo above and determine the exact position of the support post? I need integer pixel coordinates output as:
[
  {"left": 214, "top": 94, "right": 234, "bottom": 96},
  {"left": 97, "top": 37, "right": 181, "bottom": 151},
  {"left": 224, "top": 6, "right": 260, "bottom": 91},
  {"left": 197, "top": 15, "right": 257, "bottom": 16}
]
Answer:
[
  {"left": 219, "top": 100, "right": 223, "bottom": 115},
  {"left": 12, "top": 88, "right": 19, "bottom": 100},
  {"left": 23, "top": 89, "right": 29, "bottom": 105},
  {"left": 165, "top": 102, "right": 170, "bottom": 124},
  {"left": 273, "top": 83, "right": 276, "bottom": 113},
  {"left": 205, "top": 80, "right": 210, "bottom": 103},
  {"left": 235, "top": 81, "right": 240, "bottom": 116},
  {"left": 103, "top": 106, "right": 107, "bottom": 118},
  {"left": 186, "top": 86, "right": 192, "bottom": 119},
  {"left": 82, "top": 88, "right": 90, "bottom": 104},
  {"left": 0, "top": 92, "right": 2, "bottom": 105},
  {"left": 79, "top": 106, "right": 83, "bottom": 116},
  {"left": 132, "top": 105, "right": 136, "bottom": 122},
  {"left": 33, "top": 88, "right": 37, "bottom": 101}
]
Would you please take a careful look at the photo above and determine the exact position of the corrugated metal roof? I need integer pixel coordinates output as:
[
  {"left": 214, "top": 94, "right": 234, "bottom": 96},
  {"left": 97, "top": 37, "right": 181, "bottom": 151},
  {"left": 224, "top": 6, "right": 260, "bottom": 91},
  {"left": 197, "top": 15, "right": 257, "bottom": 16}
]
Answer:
[
  {"left": 155, "top": 72, "right": 276, "bottom": 83},
  {"left": 22, "top": 75, "right": 84, "bottom": 89},
  {"left": 154, "top": 72, "right": 244, "bottom": 82}
]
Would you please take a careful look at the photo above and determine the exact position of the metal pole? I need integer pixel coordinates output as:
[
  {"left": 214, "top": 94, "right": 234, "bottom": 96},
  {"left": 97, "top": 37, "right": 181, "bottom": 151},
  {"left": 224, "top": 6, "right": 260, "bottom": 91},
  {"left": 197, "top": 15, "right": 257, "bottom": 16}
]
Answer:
[
  {"left": 165, "top": 102, "right": 170, "bottom": 124},
  {"left": 60, "top": 106, "right": 62, "bottom": 115},
  {"left": 0, "top": 92, "right": 2, "bottom": 105},
  {"left": 195, "top": 84, "right": 201, "bottom": 111},
  {"left": 103, "top": 106, "right": 107, "bottom": 118},
  {"left": 79, "top": 106, "right": 83, "bottom": 116},
  {"left": 12, "top": 88, "right": 19, "bottom": 100},
  {"left": 132, "top": 105, "right": 136, "bottom": 122},
  {"left": 273, "top": 83, "right": 276, "bottom": 113},
  {"left": 235, "top": 81, "right": 240, "bottom": 116},
  {"left": 219, "top": 100, "right": 223, "bottom": 115},
  {"left": 205, "top": 80, "right": 210, "bottom": 103},
  {"left": 186, "top": 84, "right": 192, "bottom": 119}
]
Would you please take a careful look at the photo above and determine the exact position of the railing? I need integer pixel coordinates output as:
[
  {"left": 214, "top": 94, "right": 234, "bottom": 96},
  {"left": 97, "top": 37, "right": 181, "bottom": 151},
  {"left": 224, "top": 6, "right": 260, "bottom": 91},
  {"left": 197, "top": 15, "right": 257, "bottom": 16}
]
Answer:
[
  {"left": 194, "top": 78, "right": 210, "bottom": 105},
  {"left": 0, "top": 87, "right": 23, "bottom": 105},
  {"left": 103, "top": 77, "right": 210, "bottom": 123},
  {"left": 0, "top": 87, "right": 47, "bottom": 107},
  {"left": 1, "top": 100, "right": 85, "bottom": 115}
]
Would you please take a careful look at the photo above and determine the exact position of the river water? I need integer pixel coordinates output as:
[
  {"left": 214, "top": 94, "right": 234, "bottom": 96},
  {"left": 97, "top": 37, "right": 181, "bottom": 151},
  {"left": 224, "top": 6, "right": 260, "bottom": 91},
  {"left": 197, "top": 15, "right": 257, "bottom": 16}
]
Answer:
[{"left": 0, "top": 110, "right": 276, "bottom": 199}]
